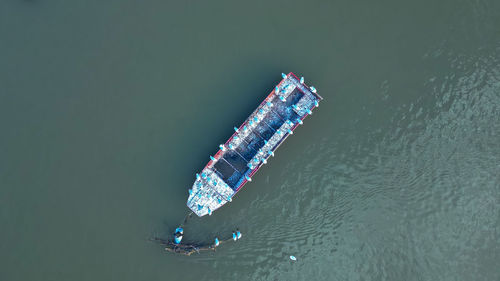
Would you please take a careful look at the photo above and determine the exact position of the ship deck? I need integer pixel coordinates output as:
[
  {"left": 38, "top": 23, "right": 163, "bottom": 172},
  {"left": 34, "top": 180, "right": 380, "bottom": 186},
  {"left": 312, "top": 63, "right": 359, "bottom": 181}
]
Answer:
[{"left": 213, "top": 88, "right": 303, "bottom": 189}]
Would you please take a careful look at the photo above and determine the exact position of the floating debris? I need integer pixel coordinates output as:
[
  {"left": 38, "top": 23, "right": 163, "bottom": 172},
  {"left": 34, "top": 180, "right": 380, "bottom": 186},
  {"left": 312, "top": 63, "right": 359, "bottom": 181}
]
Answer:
[{"left": 155, "top": 228, "right": 244, "bottom": 256}]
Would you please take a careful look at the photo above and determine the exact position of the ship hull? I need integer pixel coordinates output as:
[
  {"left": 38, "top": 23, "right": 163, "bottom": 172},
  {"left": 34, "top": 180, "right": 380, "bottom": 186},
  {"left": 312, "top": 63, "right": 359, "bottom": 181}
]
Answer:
[{"left": 186, "top": 72, "right": 322, "bottom": 217}]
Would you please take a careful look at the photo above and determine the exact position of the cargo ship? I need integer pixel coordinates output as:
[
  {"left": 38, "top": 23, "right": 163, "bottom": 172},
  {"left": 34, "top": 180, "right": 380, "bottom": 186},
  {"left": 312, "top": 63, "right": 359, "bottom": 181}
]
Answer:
[{"left": 187, "top": 72, "right": 322, "bottom": 217}]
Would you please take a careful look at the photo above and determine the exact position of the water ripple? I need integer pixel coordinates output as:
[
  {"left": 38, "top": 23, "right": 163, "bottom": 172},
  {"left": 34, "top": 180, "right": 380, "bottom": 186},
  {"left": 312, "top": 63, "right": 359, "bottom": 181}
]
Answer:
[{"left": 194, "top": 46, "right": 500, "bottom": 281}]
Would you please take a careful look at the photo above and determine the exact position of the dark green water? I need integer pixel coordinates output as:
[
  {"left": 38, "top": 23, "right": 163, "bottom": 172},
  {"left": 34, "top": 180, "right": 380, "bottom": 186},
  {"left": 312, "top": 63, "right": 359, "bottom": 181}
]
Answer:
[{"left": 1, "top": 0, "right": 499, "bottom": 280}]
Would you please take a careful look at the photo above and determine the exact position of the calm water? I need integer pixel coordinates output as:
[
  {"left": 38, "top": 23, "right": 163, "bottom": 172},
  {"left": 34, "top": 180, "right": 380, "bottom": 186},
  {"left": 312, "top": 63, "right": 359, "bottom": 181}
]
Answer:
[{"left": 1, "top": 0, "right": 499, "bottom": 280}]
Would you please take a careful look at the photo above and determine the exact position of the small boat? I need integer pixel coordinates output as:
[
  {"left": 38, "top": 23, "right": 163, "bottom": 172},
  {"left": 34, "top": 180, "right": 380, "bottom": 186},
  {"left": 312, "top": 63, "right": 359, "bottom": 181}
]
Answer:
[
  {"left": 186, "top": 72, "right": 322, "bottom": 217},
  {"left": 174, "top": 227, "right": 183, "bottom": 244}
]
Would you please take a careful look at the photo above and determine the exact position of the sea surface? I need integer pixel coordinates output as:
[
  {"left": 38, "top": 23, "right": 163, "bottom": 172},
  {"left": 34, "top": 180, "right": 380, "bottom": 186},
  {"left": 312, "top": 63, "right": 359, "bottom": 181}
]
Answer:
[{"left": 1, "top": 0, "right": 499, "bottom": 280}]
